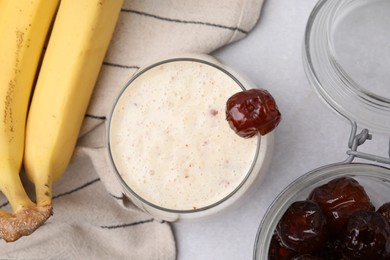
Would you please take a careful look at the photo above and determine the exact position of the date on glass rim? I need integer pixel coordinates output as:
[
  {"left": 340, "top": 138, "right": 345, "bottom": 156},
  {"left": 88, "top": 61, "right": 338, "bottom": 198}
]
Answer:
[{"left": 225, "top": 88, "right": 281, "bottom": 138}]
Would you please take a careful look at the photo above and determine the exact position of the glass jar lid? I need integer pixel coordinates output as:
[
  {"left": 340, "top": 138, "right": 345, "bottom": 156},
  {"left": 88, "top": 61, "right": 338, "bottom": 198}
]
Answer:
[{"left": 303, "top": 0, "right": 390, "bottom": 134}]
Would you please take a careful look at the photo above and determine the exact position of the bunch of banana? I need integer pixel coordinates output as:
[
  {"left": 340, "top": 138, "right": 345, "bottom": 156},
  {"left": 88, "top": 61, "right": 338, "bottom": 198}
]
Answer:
[{"left": 0, "top": 0, "right": 123, "bottom": 242}]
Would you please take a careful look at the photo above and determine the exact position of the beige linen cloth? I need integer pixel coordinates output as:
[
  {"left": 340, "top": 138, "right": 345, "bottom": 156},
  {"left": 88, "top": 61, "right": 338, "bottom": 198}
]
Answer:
[{"left": 0, "top": 0, "right": 264, "bottom": 259}]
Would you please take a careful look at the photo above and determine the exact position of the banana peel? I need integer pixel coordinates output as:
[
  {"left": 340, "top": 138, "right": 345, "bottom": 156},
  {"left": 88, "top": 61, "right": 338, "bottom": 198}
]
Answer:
[{"left": 24, "top": 0, "right": 123, "bottom": 210}]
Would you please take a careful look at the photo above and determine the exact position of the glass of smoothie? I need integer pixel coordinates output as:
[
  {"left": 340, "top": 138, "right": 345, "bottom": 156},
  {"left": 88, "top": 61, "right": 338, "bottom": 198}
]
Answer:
[{"left": 107, "top": 54, "right": 274, "bottom": 221}]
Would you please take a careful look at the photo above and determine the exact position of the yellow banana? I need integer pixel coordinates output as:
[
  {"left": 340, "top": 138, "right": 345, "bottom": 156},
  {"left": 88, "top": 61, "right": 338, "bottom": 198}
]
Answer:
[
  {"left": 24, "top": 0, "right": 123, "bottom": 208},
  {"left": 0, "top": 1, "right": 5, "bottom": 26},
  {"left": 0, "top": 0, "right": 59, "bottom": 242}
]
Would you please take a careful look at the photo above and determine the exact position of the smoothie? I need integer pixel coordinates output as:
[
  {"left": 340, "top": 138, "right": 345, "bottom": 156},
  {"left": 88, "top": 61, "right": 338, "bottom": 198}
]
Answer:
[{"left": 108, "top": 58, "right": 262, "bottom": 213}]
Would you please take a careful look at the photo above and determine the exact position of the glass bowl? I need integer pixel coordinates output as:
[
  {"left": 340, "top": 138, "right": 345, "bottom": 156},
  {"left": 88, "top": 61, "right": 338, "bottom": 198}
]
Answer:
[
  {"left": 253, "top": 162, "right": 390, "bottom": 259},
  {"left": 106, "top": 54, "right": 274, "bottom": 222}
]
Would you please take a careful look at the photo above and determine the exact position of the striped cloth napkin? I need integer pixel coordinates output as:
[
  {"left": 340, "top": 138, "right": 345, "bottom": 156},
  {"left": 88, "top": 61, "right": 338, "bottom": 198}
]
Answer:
[{"left": 0, "top": 0, "right": 264, "bottom": 259}]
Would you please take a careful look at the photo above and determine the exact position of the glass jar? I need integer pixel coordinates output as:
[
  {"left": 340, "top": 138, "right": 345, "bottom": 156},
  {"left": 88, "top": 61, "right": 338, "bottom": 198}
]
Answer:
[
  {"left": 106, "top": 54, "right": 274, "bottom": 222},
  {"left": 254, "top": 0, "right": 390, "bottom": 258}
]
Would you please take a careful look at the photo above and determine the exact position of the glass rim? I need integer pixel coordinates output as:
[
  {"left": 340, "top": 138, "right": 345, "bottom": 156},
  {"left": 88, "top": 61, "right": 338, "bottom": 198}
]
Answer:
[{"left": 106, "top": 56, "right": 261, "bottom": 215}]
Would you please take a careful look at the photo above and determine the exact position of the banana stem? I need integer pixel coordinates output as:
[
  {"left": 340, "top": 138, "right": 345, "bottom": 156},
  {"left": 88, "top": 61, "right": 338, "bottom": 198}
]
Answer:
[{"left": 0, "top": 169, "right": 53, "bottom": 242}]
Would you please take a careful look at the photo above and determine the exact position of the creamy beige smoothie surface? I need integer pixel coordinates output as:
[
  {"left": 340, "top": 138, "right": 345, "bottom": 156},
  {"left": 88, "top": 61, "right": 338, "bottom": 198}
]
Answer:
[{"left": 109, "top": 60, "right": 258, "bottom": 211}]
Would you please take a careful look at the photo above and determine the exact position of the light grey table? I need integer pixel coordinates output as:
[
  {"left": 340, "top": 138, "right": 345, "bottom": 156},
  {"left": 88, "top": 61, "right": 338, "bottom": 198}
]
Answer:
[{"left": 173, "top": 0, "right": 389, "bottom": 259}]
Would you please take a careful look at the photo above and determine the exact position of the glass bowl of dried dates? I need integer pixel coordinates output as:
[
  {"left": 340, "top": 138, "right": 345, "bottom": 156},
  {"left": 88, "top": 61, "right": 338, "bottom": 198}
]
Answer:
[{"left": 254, "top": 163, "right": 390, "bottom": 259}]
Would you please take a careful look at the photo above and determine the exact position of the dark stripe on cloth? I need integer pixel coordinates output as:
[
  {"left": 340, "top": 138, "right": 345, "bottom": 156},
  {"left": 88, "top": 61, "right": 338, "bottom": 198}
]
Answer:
[
  {"left": 0, "top": 201, "right": 8, "bottom": 209},
  {"left": 110, "top": 193, "right": 124, "bottom": 200},
  {"left": 121, "top": 9, "right": 248, "bottom": 34},
  {"left": 103, "top": 61, "right": 140, "bottom": 70},
  {"left": 85, "top": 114, "right": 106, "bottom": 120},
  {"left": 53, "top": 178, "right": 100, "bottom": 200},
  {"left": 0, "top": 178, "right": 100, "bottom": 209},
  {"left": 100, "top": 218, "right": 155, "bottom": 229}
]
